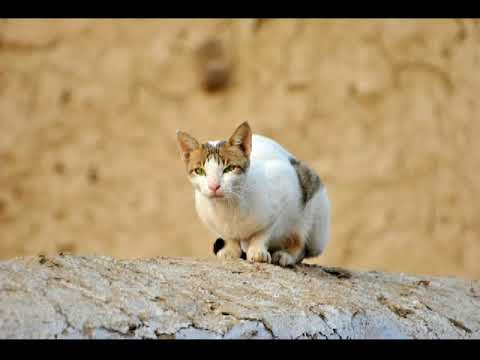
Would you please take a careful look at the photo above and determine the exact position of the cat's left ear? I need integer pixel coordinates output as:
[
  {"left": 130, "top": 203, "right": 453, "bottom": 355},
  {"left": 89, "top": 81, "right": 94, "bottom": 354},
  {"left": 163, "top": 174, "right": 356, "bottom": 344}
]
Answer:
[
  {"left": 176, "top": 130, "right": 200, "bottom": 162},
  {"left": 229, "top": 122, "right": 252, "bottom": 157}
]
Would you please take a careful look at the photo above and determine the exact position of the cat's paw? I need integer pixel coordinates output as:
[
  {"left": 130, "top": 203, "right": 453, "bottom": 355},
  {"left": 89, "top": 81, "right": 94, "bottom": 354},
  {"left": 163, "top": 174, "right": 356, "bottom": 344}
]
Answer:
[
  {"left": 216, "top": 246, "right": 242, "bottom": 260},
  {"left": 247, "top": 247, "right": 271, "bottom": 264},
  {"left": 272, "top": 251, "right": 295, "bottom": 267}
]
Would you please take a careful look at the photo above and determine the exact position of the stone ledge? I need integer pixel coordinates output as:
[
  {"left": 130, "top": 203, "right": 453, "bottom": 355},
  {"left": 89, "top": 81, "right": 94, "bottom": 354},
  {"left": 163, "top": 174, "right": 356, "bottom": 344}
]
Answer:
[{"left": 0, "top": 254, "right": 478, "bottom": 339}]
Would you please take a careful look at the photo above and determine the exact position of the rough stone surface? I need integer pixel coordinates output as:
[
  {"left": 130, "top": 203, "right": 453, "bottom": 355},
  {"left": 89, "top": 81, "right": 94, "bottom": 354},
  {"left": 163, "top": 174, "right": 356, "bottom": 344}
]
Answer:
[{"left": 0, "top": 254, "right": 479, "bottom": 339}]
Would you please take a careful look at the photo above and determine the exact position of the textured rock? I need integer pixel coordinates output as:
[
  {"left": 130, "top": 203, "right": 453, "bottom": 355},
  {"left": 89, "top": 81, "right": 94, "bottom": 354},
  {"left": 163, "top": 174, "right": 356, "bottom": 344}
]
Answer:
[{"left": 0, "top": 254, "right": 479, "bottom": 339}]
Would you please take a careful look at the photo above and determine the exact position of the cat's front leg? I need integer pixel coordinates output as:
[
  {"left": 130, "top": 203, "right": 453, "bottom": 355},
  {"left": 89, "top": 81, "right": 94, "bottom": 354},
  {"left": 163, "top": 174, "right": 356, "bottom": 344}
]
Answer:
[
  {"left": 246, "top": 231, "right": 272, "bottom": 264},
  {"left": 216, "top": 239, "right": 242, "bottom": 260}
]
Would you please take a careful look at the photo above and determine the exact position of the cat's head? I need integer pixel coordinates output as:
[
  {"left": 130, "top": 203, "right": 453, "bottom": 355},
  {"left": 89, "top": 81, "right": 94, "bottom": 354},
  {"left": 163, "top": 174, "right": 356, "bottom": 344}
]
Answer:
[{"left": 176, "top": 122, "right": 252, "bottom": 200}]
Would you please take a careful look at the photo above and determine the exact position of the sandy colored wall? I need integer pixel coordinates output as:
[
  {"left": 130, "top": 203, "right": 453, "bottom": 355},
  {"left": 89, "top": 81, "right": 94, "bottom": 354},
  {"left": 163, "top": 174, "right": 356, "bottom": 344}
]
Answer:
[{"left": 0, "top": 19, "right": 479, "bottom": 279}]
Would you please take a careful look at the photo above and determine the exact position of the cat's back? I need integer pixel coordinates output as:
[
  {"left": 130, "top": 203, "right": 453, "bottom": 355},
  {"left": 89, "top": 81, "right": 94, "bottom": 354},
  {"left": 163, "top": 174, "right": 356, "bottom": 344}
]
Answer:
[{"left": 250, "top": 134, "right": 295, "bottom": 163}]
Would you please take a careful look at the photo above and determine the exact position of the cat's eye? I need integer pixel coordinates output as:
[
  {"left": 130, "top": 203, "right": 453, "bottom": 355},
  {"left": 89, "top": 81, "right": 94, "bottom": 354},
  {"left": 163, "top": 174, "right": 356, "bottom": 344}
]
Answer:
[
  {"left": 223, "top": 165, "right": 238, "bottom": 173},
  {"left": 194, "top": 168, "right": 206, "bottom": 176}
]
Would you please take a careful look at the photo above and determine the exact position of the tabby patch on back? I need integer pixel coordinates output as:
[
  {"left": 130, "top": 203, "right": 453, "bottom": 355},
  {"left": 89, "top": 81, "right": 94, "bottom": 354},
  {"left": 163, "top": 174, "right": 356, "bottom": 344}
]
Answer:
[{"left": 289, "top": 157, "right": 324, "bottom": 207}]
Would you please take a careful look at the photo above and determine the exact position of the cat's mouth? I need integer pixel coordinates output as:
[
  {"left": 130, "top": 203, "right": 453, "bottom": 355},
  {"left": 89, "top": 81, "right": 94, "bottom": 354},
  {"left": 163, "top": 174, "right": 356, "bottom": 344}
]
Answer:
[{"left": 206, "top": 191, "right": 225, "bottom": 199}]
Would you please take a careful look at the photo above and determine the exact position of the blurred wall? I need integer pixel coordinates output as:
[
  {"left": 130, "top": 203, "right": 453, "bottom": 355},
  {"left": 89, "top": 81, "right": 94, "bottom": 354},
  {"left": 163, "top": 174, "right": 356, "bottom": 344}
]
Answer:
[{"left": 0, "top": 19, "right": 479, "bottom": 279}]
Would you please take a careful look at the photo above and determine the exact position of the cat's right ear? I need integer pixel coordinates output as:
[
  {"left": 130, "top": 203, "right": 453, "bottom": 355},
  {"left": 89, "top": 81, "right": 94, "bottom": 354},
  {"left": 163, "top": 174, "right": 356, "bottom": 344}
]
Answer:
[{"left": 176, "top": 130, "right": 200, "bottom": 162}]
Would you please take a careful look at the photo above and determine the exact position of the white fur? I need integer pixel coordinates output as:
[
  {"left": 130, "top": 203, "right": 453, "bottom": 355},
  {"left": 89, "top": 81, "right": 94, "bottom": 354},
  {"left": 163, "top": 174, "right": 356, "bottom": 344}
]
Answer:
[{"left": 193, "top": 134, "right": 331, "bottom": 262}]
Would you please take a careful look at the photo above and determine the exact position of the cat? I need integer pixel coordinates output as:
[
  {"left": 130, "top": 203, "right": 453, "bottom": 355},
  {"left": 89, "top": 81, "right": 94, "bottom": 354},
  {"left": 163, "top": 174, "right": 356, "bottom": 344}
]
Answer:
[{"left": 175, "top": 122, "right": 331, "bottom": 267}]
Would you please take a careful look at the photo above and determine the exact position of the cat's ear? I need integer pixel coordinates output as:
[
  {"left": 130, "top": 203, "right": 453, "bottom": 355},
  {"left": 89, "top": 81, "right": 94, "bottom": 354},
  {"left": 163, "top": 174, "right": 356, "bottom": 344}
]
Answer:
[
  {"left": 176, "top": 130, "right": 200, "bottom": 161},
  {"left": 229, "top": 122, "right": 252, "bottom": 157}
]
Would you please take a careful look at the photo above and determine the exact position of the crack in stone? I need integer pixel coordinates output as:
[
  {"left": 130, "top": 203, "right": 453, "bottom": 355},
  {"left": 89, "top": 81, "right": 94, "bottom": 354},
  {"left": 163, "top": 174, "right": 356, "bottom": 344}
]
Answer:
[
  {"left": 153, "top": 322, "right": 222, "bottom": 339},
  {"left": 377, "top": 295, "right": 415, "bottom": 319},
  {"left": 96, "top": 325, "right": 133, "bottom": 338},
  {"left": 37, "top": 286, "right": 77, "bottom": 337},
  {"left": 331, "top": 327, "right": 343, "bottom": 339},
  {"left": 217, "top": 310, "right": 276, "bottom": 339},
  {"left": 448, "top": 318, "right": 472, "bottom": 334},
  {"left": 295, "top": 331, "right": 328, "bottom": 340},
  {"left": 414, "top": 297, "right": 476, "bottom": 337},
  {"left": 53, "top": 303, "right": 75, "bottom": 336}
]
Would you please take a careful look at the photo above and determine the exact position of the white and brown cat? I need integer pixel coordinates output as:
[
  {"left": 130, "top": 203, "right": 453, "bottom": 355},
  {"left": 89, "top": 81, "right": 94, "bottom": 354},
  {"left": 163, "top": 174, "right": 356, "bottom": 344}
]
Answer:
[{"left": 176, "top": 122, "right": 331, "bottom": 267}]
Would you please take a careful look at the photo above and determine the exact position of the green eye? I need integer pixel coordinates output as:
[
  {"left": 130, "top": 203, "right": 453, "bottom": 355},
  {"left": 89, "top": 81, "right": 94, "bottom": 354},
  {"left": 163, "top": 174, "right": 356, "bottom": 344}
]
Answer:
[
  {"left": 223, "top": 165, "right": 236, "bottom": 173},
  {"left": 194, "top": 168, "right": 206, "bottom": 176}
]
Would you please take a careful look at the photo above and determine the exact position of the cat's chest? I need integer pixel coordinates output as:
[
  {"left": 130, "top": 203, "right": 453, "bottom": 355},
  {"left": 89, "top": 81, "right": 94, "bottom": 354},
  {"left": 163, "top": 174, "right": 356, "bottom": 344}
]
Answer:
[{"left": 195, "top": 193, "right": 264, "bottom": 240}]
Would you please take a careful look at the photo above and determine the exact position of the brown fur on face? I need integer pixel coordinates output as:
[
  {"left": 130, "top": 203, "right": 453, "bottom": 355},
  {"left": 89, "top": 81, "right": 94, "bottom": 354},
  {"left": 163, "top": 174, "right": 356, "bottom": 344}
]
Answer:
[{"left": 176, "top": 122, "right": 252, "bottom": 174}]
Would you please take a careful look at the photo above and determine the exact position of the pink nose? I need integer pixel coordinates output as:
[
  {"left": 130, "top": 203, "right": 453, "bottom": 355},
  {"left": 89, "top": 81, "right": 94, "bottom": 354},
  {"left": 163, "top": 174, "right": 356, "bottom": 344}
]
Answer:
[{"left": 208, "top": 183, "right": 221, "bottom": 192}]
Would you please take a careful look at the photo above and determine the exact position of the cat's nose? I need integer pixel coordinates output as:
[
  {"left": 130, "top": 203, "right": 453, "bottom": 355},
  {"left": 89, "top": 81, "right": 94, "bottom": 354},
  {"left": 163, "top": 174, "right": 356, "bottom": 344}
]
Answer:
[{"left": 208, "top": 182, "right": 221, "bottom": 192}]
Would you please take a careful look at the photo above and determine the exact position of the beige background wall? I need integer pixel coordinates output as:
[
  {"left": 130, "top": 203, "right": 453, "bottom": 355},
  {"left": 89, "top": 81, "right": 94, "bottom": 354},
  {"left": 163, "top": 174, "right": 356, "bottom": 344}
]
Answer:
[{"left": 1, "top": 19, "right": 479, "bottom": 279}]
